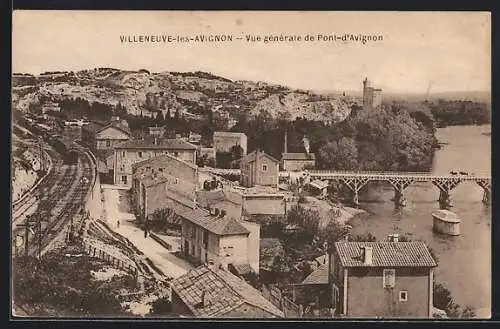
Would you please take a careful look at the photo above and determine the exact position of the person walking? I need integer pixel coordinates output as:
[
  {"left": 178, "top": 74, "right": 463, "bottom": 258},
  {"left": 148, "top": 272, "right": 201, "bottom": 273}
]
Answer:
[{"left": 117, "top": 220, "right": 120, "bottom": 228}]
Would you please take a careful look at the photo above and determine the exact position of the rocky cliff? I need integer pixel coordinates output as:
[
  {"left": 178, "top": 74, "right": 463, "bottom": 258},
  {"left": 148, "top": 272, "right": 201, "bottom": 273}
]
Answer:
[{"left": 12, "top": 68, "right": 358, "bottom": 123}]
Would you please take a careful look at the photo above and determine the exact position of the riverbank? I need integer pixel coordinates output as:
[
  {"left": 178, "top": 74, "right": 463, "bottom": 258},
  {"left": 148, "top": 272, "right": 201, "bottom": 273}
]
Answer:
[{"left": 345, "top": 124, "right": 491, "bottom": 316}]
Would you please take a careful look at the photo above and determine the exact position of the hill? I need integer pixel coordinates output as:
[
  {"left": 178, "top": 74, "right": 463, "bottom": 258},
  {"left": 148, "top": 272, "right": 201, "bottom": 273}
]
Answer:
[{"left": 12, "top": 69, "right": 358, "bottom": 123}]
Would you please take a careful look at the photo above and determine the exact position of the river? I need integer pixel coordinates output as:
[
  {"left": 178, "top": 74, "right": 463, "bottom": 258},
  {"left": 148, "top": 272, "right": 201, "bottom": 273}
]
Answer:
[{"left": 348, "top": 125, "right": 491, "bottom": 317}]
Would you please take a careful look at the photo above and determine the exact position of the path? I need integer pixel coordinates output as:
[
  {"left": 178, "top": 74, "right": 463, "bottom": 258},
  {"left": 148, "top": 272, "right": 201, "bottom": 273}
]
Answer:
[{"left": 101, "top": 185, "right": 193, "bottom": 279}]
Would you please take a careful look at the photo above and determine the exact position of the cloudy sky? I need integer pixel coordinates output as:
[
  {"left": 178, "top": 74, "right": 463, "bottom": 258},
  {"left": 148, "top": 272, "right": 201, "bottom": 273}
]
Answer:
[{"left": 13, "top": 11, "right": 491, "bottom": 93}]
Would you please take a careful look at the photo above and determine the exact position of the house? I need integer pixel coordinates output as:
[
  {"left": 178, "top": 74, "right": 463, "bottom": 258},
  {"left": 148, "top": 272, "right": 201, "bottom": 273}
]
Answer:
[
  {"left": 241, "top": 186, "right": 286, "bottom": 215},
  {"left": 240, "top": 149, "right": 280, "bottom": 188},
  {"left": 170, "top": 264, "right": 284, "bottom": 318},
  {"left": 114, "top": 137, "right": 197, "bottom": 187},
  {"left": 213, "top": 131, "right": 248, "bottom": 155},
  {"left": 148, "top": 125, "right": 166, "bottom": 138},
  {"left": 196, "top": 189, "right": 243, "bottom": 219},
  {"left": 329, "top": 238, "right": 437, "bottom": 318},
  {"left": 188, "top": 132, "right": 202, "bottom": 145},
  {"left": 134, "top": 174, "right": 197, "bottom": 225},
  {"left": 95, "top": 120, "right": 131, "bottom": 151},
  {"left": 81, "top": 121, "right": 106, "bottom": 149},
  {"left": 131, "top": 154, "right": 199, "bottom": 218},
  {"left": 281, "top": 152, "right": 316, "bottom": 171},
  {"left": 41, "top": 102, "right": 60, "bottom": 114},
  {"left": 296, "top": 262, "right": 331, "bottom": 310},
  {"left": 179, "top": 207, "right": 260, "bottom": 274},
  {"left": 308, "top": 179, "right": 329, "bottom": 198}
]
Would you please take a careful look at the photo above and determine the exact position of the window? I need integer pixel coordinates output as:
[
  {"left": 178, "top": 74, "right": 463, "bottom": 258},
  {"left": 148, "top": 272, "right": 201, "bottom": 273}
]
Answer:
[
  {"left": 262, "top": 164, "right": 267, "bottom": 171},
  {"left": 174, "top": 151, "right": 179, "bottom": 157},
  {"left": 158, "top": 168, "right": 163, "bottom": 172},
  {"left": 120, "top": 165, "right": 125, "bottom": 171},
  {"left": 399, "top": 290, "right": 408, "bottom": 302},
  {"left": 121, "top": 175, "right": 128, "bottom": 184},
  {"left": 383, "top": 269, "right": 396, "bottom": 288},
  {"left": 122, "top": 151, "right": 126, "bottom": 157},
  {"left": 138, "top": 151, "right": 143, "bottom": 158},
  {"left": 106, "top": 140, "right": 111, "bottom": 147}
]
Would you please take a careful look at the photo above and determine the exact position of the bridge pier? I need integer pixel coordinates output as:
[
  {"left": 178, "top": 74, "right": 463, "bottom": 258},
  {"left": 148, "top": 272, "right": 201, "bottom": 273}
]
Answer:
[
  {"left": 388, "top": 179, "right": 414, "bottom": 208},
  {"left": 432, "top": 178, "right": 461, "bottom": 209},
  {"left": 476, "top": 180, "right": 491, "bottom": 205},
  {"left": 340, "top": 177, "right": 369, "bottom": 207}
]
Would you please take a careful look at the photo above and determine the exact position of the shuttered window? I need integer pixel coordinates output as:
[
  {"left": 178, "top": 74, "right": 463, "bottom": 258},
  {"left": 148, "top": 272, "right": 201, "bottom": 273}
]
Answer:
[{"left": 383, "top": 269, "right": 396, "bottom": 288}]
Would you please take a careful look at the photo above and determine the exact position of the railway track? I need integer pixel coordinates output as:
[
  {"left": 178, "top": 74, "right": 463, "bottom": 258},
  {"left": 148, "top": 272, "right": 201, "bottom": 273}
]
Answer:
[{"left": 13, "top": 148, "right": 96, "bottom": 258}]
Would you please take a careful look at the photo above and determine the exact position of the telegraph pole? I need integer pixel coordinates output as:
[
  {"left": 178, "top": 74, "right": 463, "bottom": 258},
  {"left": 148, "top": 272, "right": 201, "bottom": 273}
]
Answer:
[{"left": 38, "top": 137, "right": 45, "bottom": 172}]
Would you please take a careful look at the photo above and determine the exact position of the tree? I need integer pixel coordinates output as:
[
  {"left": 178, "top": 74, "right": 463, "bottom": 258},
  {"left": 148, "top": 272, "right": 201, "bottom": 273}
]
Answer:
[
  {"left": 149, "top": 297, "right": 174, "bottom": 316},
  {"left": 318, "top": 137, "right": 358, "bottom": 170},
  {"left": 229, "top": 145, "right": 244, "bottom": 161},
  {"left": 155, "top": 111, "right": 165, "bottom": 125}
]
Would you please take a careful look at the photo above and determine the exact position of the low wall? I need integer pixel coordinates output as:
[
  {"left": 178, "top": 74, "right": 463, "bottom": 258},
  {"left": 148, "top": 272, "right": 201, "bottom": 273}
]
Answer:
[{"left": 83, "top": 149, "right": 102, "bottom": 221}]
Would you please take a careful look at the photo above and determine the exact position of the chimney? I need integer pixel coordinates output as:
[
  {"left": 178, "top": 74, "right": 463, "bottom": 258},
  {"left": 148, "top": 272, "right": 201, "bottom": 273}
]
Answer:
[
  {"left": 392, "top": 234, "right": 399, "bottom": 242},
  {"left": 362, "top": 246, "right": 373, "bottom": 265},
  {"left": 284, "top": 131, "right": 288, "bottom": 154},
  {"left": 200, "top": 290, "right": 209, "bottom": 308}
]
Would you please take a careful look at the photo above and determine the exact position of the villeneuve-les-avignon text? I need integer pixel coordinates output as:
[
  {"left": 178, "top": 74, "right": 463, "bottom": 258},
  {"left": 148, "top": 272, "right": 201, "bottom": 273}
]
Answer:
[{"left": 119, "top": 33, "right": 384, "bottom": 45}]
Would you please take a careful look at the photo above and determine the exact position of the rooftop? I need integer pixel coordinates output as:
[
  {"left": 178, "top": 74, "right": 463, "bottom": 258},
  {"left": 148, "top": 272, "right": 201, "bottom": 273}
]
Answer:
[
  {"left": 334, "top": 241, "right": 437, "bottom": 268},
  {"left": 179, "top": 208, "right": 249, "bottom": 236},
  {"left": 214, "top": 131, "right": 247, "bottom": 138},
  {"left": 131, "top": 153, "right": 198, "bottom": 171},
  {"left": 302, "top": 264, "right": 329, "bottom": 285},
  {"left": 115, "top": 137, "right": 197, "bottom": 150},
  {"left": 171, "top": 264, "right": 283, "bottom": 318},
  {"left": 196, "top": 189, "right": 243, "bottom": 208},
  {"left": 282, "top": 152, "right": 316, "bottom": 161},
  {"left": 242, "top": 149, "right": 280, "bottom": 164}
]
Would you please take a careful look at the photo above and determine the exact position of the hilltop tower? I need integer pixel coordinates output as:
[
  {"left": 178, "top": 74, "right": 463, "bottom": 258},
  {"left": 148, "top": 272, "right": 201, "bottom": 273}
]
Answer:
[{"left": 362, "top": 77, "right": 382, "bottom": 110}]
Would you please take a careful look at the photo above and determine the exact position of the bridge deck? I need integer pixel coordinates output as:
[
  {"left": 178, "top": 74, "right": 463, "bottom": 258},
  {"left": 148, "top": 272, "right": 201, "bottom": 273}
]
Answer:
[{"left": 305, "top": 170, "right": 490, "bottom": 181}]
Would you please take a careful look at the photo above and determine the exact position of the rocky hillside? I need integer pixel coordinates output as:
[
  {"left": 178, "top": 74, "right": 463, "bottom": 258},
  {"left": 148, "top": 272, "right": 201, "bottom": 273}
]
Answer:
[{"left": 12, "top": 68, "right": 358, "bottom": 123}]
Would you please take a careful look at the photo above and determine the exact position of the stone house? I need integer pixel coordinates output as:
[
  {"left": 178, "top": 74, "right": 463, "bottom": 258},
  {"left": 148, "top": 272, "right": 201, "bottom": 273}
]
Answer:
[
  {"left": 329, "top": 239, "right": 437, "bottom": 318},
  {"left": 131, "top": 154, "right": 199, "bottom": 219},
  {"left": 213, "top": 131, "right": 248, "bottom": 155},
  {"left": 240, "top": 149, "right": 280, "bottom": 188},
  {"left": 114, "top": 137, "right": 197, "bottom": 187},
  {"left": 179, "top": 207, "right": 260, "bottom": 275},
  {"left": 170, "top": 264, "right": 283, "bottom": 318},
  {"left": 281, "top": 152, "right": 316, "bottom": 171}
]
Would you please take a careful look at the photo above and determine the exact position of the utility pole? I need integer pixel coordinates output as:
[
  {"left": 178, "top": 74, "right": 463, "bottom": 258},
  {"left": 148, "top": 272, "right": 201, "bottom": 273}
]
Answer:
[
  {"left": 38, "top": 137, "right": 45, "bottom": 172},
  {"left": 16, "top": 215, "right": 36, "bottom": 257}
]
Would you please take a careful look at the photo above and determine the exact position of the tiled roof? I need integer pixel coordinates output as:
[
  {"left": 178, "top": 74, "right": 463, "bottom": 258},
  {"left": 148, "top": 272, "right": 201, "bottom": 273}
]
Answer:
[
  {"left": 97, "top": 122, "right": 131, "bottom": 136},
  {"left": 214, "top": 131, "right": 247, "bottom": 138},
  {"left": 82, "top": 121, "right": 106, "bottom": 134},
  {"left": 231, "top": 263, "right": 253, "bottom": 276},
  {"left": 334, "top": 241, "right": 437, "bottom": 268},
  {"left": 242, "top": 150, "right": 280, "bottom": 164},
  {"left": 282, "top": 152, "right": 316, "bottom": 160},
  {"left": 302, "top": 264, "right": 329, "bottom": 285},
  {"left": 171, "top": 264, "right": 284, "bottom": 318},
  {"left": 115, "top": 138, "right": 197, "bottom": 150},
  {"left": 131, "top": 153, "right": 198, "bottom": 171},
  {"left": 309, "top": 179, "right": 328, "bottom": 190},
  {"left": 180, "top": 208, "right": 249, "bottom": 236},
  {"left": 196, "top": 189, "right": 243, "bottom": 208}
]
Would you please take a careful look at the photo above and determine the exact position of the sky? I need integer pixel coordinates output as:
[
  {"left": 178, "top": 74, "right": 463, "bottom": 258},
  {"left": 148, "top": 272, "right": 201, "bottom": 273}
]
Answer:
[{"left": 12, "top": 11, "right": 491, "bottom": 93}]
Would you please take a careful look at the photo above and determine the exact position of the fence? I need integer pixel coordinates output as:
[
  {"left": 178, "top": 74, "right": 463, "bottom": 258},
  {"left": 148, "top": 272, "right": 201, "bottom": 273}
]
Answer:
[
  {"left": 261, "top": 284, "right": 301, "bottom": 318},
  {"left": 82, "top": 240, "right": 138, "bottom": 276}
]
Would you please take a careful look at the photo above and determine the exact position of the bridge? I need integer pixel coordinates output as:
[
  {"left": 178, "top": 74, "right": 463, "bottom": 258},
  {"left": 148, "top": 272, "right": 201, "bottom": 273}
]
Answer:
[
  {"left": 285, "top": 170, "right": 491, "bottom": 208},
  {"left": 200, "top": 167, "right": 491, "bottom": 209}
]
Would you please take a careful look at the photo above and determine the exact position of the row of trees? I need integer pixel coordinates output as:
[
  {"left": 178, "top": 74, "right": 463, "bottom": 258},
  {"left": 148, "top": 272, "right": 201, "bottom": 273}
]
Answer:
[
  {"left": 427, "top": 99, "right": 490, "bottom": 127},
  {"left": 230, "top": 104, "right": 439, "bottom": 172}
]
